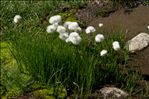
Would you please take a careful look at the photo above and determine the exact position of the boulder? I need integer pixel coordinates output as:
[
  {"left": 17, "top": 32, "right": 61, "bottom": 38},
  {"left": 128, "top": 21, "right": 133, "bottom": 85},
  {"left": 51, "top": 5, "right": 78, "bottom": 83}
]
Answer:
[
  {"left": 100, "top": 87, "right": 128, "bottom": 99},
  {"left": 127, "top": 33, "right": 149, "bottom": 53}
]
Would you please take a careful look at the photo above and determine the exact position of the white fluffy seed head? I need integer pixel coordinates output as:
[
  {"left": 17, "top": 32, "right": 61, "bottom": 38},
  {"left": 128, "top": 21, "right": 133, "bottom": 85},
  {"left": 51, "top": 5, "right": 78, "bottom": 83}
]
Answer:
[
  {"left": 46, "top": 25, "right": 57, "bottom": 33},
  {"left": 67, "top": 32, "right": 82, "bottom": 45},
  {"left": 49, "top": 15, "right": 61, "bottom": 24},
  {"left": 14, "top": 15, "right": 22, "bottom": 23},
  {"left": 68, "top": 22, "right": 79, "bottom": 31},
  {"left": 112, "top": 41, "right": 120, "bottom": 51},
  {"left": 147, "top": 26, "right": 149, "bottom": 30},
  {"left": 85, "top": 26, "right": 96, "bottom": 34},
  {"left": 99, "top": 23, "right": 103, "bottom": 27},
  {"left": 95, "top": 34, "right": 104, "bottom": 43},
  {"left": 64, "top": 21, "right": 72, "bottom": 28},
  {"left": 100, "top": 50, "right": 108, "bottom": 56},
  {"left": 53, "top": 23, "right": 59, "bottom": 27},
  {"left": 59, "top": 32, "right": 69, "bottom": 41},
  {"left": 56, "top": 25, "right": 66, "bottom": 33},
  {"left": 69, "top": 32, "right": 79, "bottom": 38}
]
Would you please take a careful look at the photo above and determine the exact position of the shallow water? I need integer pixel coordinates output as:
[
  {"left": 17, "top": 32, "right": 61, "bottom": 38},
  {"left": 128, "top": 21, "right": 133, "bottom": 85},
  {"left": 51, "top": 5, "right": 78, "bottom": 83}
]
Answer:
[{"left": 90, "top": 6, "right": 149, "bottom": 75}]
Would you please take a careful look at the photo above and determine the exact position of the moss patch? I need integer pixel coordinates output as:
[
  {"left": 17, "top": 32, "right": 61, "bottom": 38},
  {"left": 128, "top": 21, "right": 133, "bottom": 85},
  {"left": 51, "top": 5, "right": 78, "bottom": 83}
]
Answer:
[
  {"left": 0, "top": 41, "right": 16, "bottom": 67},
  {"left": 58, "top": 11, "right": 85, "bottom": 27},
  {"left": 59, "top": 11, "right": 79, "bottom": 22},
  {"left": 33, "top": 87, "right": 67, "bottom": 99}
]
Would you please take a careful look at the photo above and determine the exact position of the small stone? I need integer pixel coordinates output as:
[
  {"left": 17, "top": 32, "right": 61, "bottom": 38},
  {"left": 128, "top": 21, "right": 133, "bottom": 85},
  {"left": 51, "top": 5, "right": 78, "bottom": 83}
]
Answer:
[
  {"left": 127, "top": 33, "right": 149, "bottom": 53},
  {"left": 100, "top": 87, "right": 128, "bottom": 99}
]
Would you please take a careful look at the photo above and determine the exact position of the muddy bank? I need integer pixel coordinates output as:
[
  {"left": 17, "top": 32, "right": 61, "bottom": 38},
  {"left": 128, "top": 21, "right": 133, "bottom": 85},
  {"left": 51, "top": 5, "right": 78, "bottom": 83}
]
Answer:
[
  {"left": 90, "top": 6, "right": 149, "bottom": 39},
  {"left": 89, "top": 6, "right": 149, "bottom": 75}
]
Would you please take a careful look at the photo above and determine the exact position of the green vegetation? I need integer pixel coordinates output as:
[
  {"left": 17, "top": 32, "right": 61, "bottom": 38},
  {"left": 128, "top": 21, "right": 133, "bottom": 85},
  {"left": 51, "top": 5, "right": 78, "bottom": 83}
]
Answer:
[
  {"left": 0, "top": 0, "right": 147, "bottom": 98},
  {"left": 8, "top": 24, "right": 137, "bottom": 98},
  {"left": 0, "top": 0, "right": 86, "bottom": 39}
]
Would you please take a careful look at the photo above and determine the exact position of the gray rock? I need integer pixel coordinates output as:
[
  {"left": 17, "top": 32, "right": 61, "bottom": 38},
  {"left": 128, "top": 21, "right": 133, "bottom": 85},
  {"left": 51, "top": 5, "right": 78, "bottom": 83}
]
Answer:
[
  {"left": 100, "top": 87, "right": 128, "bottom": 99},
  {"left": 127, "top": 33, "right": 149, "bottom": 53}
]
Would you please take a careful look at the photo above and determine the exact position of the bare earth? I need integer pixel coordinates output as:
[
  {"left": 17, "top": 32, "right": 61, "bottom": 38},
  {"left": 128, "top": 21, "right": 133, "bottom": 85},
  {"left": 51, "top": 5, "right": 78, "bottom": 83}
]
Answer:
[{"left": 89, "top": 6, "right": 149, "bottom": 75}]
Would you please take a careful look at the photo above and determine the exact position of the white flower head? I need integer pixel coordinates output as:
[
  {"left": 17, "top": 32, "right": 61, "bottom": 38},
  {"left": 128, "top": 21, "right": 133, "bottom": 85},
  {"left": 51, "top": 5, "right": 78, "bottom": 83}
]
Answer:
[
  {"left": 68, "top": 22, "right": 79, "bottom": 31},
  {"left": 66, "top": 38, "right": 71, "bottom": 43},
  {"left": 99, "top": 23, "right": 103, "bottom": 27},
  {"left": 100, "top": 49, "right": 108, "bottom": 56},
  {"left": 46, "top": 25, "right": 57, "bottom": 33},
  {"left": 56, "top": 25, "right": 66, "bottom": 33},
  {"left": 49, "top": 15, "right": 61, "bottom": 24},
  {"left": 53, "top": 23, "right": 59, "bottom": 27},
  {"left": 59, "top": 32, "right": 69, "bottom": 41},
  {"left": 112, "top": 41, "right": 120, "bottom": 51},
  {"left": 67, "top": 32, "right": 82, "bottom": 45},
  {"left": 14, "top": 15, "right": 22, "bottom": 23},
  {"left": 95, "top": 34, "right": 104, "bottom": 43},
  {"left": 64, "top": 21, "right": 72, "bottom": 28},
  {"left": 147, "top": 26, "right": 149, "bottom": 30},
  {"left": 85, "top": 26, "right": 96, "bottom": 34}
]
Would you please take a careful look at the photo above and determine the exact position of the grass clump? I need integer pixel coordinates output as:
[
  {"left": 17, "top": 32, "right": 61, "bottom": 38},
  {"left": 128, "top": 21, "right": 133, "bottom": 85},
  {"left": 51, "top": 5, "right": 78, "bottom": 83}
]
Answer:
[
  {"left": 9, "top": 23, "right": 135, "bottom": 97},
  {"left": 10, "top": 30, "right": 97, "bottom": 94}
]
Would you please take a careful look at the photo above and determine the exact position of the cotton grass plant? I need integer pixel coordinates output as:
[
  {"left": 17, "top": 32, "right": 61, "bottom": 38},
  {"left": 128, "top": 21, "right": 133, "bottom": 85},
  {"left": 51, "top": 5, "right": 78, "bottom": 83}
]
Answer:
[
  {"left": 1, "top": 1, "right": 147, "bottom": 98},
  {"left": 9, "top": 14, "right": 134, "bottom": 97}
]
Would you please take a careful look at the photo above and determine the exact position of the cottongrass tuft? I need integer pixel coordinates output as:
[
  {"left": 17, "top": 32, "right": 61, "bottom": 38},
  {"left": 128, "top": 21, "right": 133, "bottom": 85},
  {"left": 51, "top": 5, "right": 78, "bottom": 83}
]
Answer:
[
  {"left": 46, "top": 25, "right": 57, "bottom": 33},
  {"left": 95, "top": 34, "right": 105, "bottom": 43},
  {"left": 59, "top": 32, "right": 69, "bottom": 41},
  {"left": 68, "top": 22, "right": 80, "bottom": 31},
  {"left": 98, "top": 23, "right": 103, "bottom": 27},
  {"left": 100, "top": 49, "right": 108, "bottom": 56},
  {"left": 56, "top": 25, "right": 66, "bottom": 33},
  {"left": 14, "top": 15, "right": 22, "bottom": 23},
  {"left": 85, "top": 26, "right": 96, "bottom": 34},
  {"left": 64, "top": 21, "right": 72, "bottom": 28},
  {"left": 147, "top": 26, "right": 149, "bottom": 30},
  {"left": 49, "top": 15, "right": 61, "bottom": 24},
  {"left": 66, "top": 32, "right": 81, "bottom": 45},
  {"left": 46, "top": 15, "right": 82, "bottom": 45},
  {"left": 112, "top": 41, "right": 120, "bottom": 51}
]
